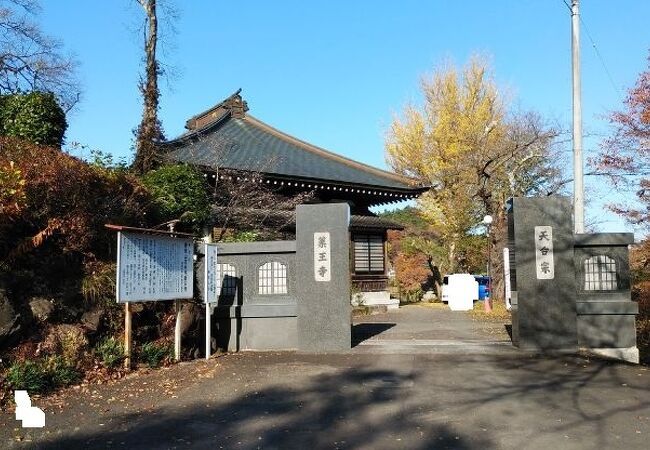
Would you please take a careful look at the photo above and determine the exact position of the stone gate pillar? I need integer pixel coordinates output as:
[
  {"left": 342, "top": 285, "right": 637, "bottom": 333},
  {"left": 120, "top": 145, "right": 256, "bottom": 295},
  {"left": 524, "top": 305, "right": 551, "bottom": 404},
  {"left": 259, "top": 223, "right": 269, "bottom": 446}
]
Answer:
[
  {"left": 296, "top": 203, "right": 351, "bottom": 351},
  {"left": 507, "top": 197, "right": 578, "bottom": 351}
]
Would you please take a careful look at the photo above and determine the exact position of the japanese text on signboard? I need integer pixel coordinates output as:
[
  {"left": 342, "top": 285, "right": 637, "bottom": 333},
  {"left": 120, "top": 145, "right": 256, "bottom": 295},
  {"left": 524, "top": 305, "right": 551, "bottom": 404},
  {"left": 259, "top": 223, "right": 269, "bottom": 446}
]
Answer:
[
  {"left": 117, "top": 232, "right": 194, "bottom": 302},
  {"left": 534, "top": 226, "right": 555, "bottom": 280},
  {"left": 314, "top": 232, "right": 331, "bottom": 282},
  {"left": 204, "top": 243, "right": 218, "bottom": 304}
]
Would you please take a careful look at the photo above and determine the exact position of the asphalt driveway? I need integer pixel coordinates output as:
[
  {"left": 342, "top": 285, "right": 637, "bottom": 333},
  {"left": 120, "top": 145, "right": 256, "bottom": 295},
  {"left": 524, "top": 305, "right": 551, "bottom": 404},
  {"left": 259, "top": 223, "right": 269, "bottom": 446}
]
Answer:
[{"left": 1, "top": 304, "right": 649, "bottom": 449}]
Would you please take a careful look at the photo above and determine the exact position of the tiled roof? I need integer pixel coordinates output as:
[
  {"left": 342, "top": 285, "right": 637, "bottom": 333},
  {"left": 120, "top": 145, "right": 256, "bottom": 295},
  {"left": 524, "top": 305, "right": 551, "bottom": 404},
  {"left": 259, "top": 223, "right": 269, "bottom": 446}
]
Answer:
[{"left": 163, "top": 104, "right": 423, "bottom": 192}]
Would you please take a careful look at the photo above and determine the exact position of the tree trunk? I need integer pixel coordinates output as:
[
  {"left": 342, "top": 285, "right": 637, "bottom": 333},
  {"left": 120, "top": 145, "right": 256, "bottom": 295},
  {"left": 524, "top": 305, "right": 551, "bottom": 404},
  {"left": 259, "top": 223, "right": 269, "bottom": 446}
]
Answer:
[
  {"left": 489, "top": 210, "right": 507, "bottom": 303},
  {"left": 133, "top": 0, "right": 162, "bottom": 174},
  {"left": 448, "top": 239, "right": 457, "bottom": 273}
]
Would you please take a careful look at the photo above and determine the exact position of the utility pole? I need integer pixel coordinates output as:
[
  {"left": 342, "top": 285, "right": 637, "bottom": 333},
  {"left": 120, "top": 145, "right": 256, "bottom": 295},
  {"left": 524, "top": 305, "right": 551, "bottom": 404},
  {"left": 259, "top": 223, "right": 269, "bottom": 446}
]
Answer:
[{"left": 572, "top": 0, "right": 585, "bottom": 233}]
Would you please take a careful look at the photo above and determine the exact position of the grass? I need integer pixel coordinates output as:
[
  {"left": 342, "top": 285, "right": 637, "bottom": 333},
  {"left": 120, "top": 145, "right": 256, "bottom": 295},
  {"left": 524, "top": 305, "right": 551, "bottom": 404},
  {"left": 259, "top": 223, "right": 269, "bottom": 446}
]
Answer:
[
  {"left": 467, "top": 299, "right": 511, "bottom": 322},
  {"left": 412, "top": 301, "right": 448, "bottom": 309},
  {"left": 6, "top": 356, "right": 80, "bottom": 394},
  {"left": 95, "top": 337, "right": 125, "bottom": 368},
  {"left": 139, "top": 342, "right": 173, "bottom": 368}
]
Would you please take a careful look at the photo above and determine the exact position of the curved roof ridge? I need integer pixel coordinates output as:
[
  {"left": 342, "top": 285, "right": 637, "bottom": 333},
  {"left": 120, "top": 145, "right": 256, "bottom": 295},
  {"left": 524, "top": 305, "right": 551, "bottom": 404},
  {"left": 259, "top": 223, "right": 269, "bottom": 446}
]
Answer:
[
  {"left": 164, "top": 112, "right": 232, "bottom": 146},
  {"left": 244, "top": 114, "right": 420, "bottom": 187}
]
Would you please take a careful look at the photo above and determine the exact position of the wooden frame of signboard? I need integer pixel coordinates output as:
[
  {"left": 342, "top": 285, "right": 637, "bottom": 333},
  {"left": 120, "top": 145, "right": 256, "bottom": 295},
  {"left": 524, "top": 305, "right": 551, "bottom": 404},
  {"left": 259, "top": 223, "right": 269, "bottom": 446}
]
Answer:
[{"left": 107, "top": 225, "right": 195, "bottom": 369}]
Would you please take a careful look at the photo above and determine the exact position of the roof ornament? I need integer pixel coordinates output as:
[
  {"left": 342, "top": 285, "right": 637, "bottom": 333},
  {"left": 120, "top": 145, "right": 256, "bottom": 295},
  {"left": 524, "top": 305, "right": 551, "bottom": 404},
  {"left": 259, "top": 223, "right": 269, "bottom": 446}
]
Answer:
[{"left": 185, "top": 88, "right": 249, "bottom": 130}]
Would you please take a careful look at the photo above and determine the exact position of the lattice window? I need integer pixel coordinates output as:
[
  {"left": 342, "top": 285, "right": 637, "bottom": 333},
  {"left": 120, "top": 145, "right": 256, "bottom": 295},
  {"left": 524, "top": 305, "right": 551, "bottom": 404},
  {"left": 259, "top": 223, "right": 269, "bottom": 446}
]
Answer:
[
  {"left": 584, "top": 255, "right": 617, "bottom": 291},
  {"left": 216, "top": 263, "right": 237, "bottom": 297},
  {"left": 353, "top": 234, "right": 385, "bottom": 273},
  {"left": 258, "top": 261, "right": 288, "bottom": 295}
]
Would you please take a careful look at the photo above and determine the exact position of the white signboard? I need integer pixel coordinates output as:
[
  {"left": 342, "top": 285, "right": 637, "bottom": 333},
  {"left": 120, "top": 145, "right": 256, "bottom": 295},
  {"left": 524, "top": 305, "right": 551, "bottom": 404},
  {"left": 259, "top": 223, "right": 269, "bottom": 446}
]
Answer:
[
  {"left": 116, "top": 231, "right": 194, "bottom": 302},
  {"left": 534, "top": 226, "right": 555, "bottom": 280},
  {"left": 314, "top": 232, "right": 331, "bottom": 282},
  {"left": 204, "top": 243, "right": 218, "bottom": 304},
  {"left": 503, "top": 247, "right": 512, "bottom": 310}
]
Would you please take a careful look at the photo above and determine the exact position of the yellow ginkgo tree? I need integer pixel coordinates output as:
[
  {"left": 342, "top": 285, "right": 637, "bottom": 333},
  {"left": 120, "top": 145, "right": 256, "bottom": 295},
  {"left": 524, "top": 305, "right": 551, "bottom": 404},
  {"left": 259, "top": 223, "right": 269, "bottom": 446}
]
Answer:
[{"left": 386, "top": 57, "right": 565, "bottom": 294}]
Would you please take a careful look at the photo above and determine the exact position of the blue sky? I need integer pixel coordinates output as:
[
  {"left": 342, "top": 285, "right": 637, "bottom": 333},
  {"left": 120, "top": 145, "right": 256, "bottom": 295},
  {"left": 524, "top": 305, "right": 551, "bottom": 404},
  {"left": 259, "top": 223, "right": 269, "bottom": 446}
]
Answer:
[{"left": 40, "top": 1, "right": 650, "bottom": 234}]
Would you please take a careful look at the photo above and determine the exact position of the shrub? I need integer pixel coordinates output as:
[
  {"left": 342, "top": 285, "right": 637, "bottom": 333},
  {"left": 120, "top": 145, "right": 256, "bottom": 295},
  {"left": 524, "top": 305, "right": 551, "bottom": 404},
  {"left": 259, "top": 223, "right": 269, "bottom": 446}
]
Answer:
[
  {"left": 141, "top": 163, "right": 210, "bottom": 231},
  {"left": 95, "top": 337, "right": 124, "bottom": 369},
  {"left": 394, "top": 252, "right": 430, "bottom": 300},
  {"left": 44, "top": 355, "right": 81, "bottom": 387},
  {"left": 0, "top": 92, "right": 67, "bottom": 147},
  {"left": 0, "top": 136, "right": 152, "bottom": 263},
  {"left": 139, "top": 342, "right": 172, "bottom": 368},
  {"left": 0, "top": 161, "right": 26, "bottom": 217},
  {"left": 81, "top": 262, "right": 116, "bottom": 306},
  {"left": 41, "top": 324, "right": 88, "bottom": 368},
  {"left": 633, "top": 280, "right": 650, "bottom": 364},
  {"left": 6, "top": 356, "right": 80, "bottom": 394},
  {"left": 6, "top": 360, "right": 49, "bottom": 393}
]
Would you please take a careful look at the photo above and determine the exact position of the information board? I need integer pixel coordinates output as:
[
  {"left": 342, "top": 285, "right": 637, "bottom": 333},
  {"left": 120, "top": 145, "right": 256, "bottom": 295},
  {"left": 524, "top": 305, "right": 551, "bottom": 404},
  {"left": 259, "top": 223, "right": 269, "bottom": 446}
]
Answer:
[
  {"left": 204, "top": 243, "right": 218, "bottom": 304},
  {"left": 116, "top": 231, "right": 194, "bottom": 302}
]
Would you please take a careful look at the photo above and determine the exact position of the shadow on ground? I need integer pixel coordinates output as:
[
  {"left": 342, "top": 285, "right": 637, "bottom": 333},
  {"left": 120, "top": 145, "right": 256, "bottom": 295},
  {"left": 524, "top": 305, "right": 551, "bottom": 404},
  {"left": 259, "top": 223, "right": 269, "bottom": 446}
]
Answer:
[
  {"left": 36, "top": 365, "right": 490, "bottom": 450},
  {"left": 434, "top": 353, "right": 650, "bottom": 449},
  {"left": 351, "top": 322, "right": 395, "bottom": 347}
]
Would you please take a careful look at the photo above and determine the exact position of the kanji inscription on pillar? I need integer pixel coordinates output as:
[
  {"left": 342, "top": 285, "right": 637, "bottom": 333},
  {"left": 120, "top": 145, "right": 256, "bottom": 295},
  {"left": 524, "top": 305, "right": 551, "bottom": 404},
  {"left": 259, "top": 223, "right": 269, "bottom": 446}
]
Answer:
[
  {"left": 314, "top": 232, "right": 331, "bottom": 282},
  {"left": 534, "top": 226, "right": 555, "bottom": 280}
]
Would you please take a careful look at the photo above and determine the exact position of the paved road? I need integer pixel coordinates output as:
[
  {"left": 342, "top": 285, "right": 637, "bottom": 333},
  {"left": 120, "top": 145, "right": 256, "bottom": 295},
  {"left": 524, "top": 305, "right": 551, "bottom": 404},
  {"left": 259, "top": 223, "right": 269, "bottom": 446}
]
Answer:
[
  {"left": 352, "top": 304, "right": 513, "bottom": 354},
  {"left": 2, "top": 305, "right": 649, "bottom": 449}
]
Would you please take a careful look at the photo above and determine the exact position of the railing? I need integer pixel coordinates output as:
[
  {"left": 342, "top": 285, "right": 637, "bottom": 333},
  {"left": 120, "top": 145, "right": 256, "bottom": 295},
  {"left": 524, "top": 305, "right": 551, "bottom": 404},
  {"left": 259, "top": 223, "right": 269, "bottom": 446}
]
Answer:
[{"left": 352, "top": 276, "right": 388, "bottom": 292}]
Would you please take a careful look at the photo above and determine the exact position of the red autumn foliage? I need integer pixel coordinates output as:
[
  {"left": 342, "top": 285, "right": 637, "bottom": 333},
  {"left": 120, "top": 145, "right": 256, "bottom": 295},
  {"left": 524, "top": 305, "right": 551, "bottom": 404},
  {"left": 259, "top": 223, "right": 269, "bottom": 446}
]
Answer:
[
  {"left": 393, "top": 252, "right": 430, "bottom": 295},
  {"left": 0, "top": 136, "right": 152, "bottom": 263},
  {"left": 597, "top": 50, "right": 650, "bottom": 224},
  {"left": 628, "top": 242, "right": 650, "bottom": 362}
]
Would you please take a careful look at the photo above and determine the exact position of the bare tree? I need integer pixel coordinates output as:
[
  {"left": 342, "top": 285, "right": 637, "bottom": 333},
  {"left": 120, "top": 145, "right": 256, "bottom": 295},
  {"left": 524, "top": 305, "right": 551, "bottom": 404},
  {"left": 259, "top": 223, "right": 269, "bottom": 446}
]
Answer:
[
  {"left": 0, "top": 0, "right": 80, "bottom": 110},
  {"left": 209, "top": 170, "right": 313, "bottom": 241},
  {"left": 132, "top": 0, "right": 165, "bottom": 174}
]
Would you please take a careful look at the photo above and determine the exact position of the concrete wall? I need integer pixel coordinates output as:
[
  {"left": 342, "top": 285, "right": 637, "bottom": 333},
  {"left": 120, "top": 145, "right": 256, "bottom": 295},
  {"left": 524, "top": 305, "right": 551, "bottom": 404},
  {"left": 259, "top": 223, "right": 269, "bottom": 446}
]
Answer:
[
  {"left": 574, "top": 233, "right": 639, "bottom": 361},
  {"left": 198, "top": 204, "right": 353, "bottom": 353},
  {"left": 203, "top": 240, "right": 298, "bottom": 351}
]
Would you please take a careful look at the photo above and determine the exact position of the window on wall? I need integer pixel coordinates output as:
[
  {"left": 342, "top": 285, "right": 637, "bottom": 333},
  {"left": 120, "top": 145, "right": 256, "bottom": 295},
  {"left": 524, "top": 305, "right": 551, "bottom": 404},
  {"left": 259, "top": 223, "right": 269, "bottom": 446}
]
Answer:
[
  {"left": 216, "top": 263, "right": 237, "bottom": 297},
  {"left": 353, "top": 234, "right": 385, "bottom": 273},
  {"left": 258, "top": 261, "right": 288, "bottom": 294},
  {"left": 584, "top": 255, "right": 618, "bottom": 291}
]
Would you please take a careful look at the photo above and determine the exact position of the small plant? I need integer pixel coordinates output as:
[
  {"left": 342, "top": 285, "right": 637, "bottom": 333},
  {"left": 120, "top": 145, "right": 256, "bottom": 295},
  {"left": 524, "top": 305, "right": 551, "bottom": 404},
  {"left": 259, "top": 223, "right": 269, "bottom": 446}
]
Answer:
[
  {"left": 6, "top": 356, "right": 80, "bottom": 394},
  {"left": 41, "top": 324, "right": 88, "bottom": 368},
  {"left": 44, "top": 356, "right": 81, "bottom": 387},
  {"left": 81, "top": 262, "right": 116, "bottom": 306},
  {"left": 139, "top": 342, "right": 172, "bottom": 368},
  {"left": 58, "top": 328, "right": 88, "bottom": 366},
  {"left": 6, "top": 360, "right": 49, "bottom": 393},
  {"left": 95, "top": 337, "right": 125, "bottom": 368}
]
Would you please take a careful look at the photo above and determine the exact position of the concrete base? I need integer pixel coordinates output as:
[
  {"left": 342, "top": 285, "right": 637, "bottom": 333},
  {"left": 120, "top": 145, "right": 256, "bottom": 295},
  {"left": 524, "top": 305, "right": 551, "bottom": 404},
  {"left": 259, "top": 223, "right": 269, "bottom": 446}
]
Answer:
[
  {"left": 352, "top": 291, "right": 399, "bottom": 310},
  {"left": 583, "top": 346, "right": 640, "bottom": 364}
]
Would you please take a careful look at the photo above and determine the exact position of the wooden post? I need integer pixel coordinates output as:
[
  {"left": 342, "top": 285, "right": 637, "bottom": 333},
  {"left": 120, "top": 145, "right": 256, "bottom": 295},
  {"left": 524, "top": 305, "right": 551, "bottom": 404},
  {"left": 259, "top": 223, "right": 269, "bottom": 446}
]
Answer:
[
  {"left": 174, "top": 299, "right": 181, "bottom": 361},
  {"left": 124, "top": 302, "right": 132, "bottom": 369},
  {"left": 205, "top": 303, "right": 211, "bottom": 360}
]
